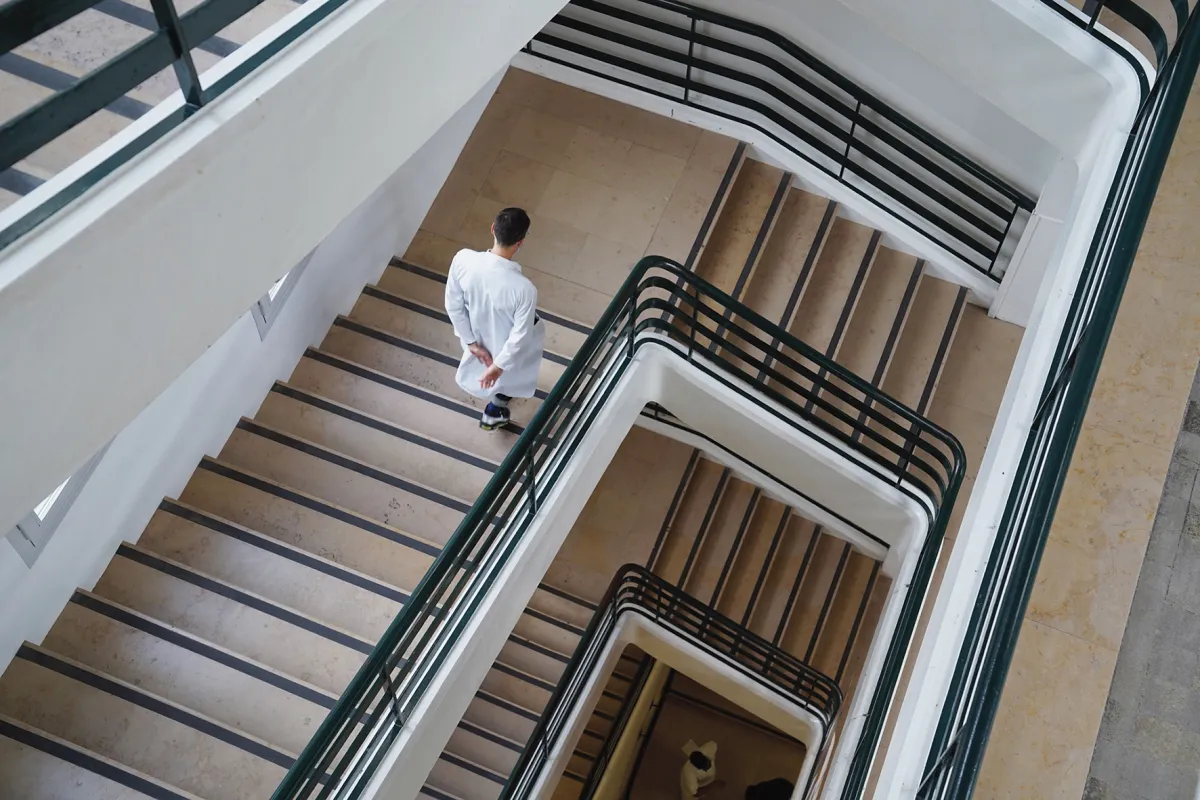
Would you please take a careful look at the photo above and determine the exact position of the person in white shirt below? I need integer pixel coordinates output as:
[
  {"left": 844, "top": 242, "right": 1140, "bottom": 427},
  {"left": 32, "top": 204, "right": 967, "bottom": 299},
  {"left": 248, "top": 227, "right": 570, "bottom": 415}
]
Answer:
[
  {"left": 444, "top": 207, "right": 545, "bottom": 431},
  {"left": 680, "top": 739, "right": 719, "bottom": 800}
]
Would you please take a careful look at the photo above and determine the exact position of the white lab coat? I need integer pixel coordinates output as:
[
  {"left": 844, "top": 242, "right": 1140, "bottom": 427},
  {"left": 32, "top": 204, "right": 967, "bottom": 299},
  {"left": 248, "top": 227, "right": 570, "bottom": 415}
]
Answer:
[
  {"left": 444, "top": 249, "right": 545, "bottom": 400},
  {"left": 680, "top": 740, "right": 718, "bottom": 800}
]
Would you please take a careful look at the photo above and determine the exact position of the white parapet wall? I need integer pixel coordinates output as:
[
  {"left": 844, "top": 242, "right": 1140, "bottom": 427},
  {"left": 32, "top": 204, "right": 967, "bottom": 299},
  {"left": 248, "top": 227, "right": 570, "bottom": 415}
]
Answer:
[
  {"left": 0, "top": 68, "right": 503, "bottom": 674},
  {"left": 0, "top": 0, "right": 568, "bottom": 538}
]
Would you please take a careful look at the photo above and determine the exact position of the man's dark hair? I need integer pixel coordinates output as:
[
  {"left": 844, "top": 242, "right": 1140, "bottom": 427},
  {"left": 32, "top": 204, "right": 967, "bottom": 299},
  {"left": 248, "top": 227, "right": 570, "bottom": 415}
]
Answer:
[
  {"left": 688, "top": 751, "right": 711, "bottom": 771},
  {"left": 493, "top": 207, "right": 531, "bottom": 247},
  {"left": 745, "top": 778, "right": 794, "bottom": 800}
]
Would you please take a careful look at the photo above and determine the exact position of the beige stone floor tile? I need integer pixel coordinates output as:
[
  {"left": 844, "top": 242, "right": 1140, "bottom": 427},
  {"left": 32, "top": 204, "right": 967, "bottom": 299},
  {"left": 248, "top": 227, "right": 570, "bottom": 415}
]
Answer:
[
  {"left": 616, "top": 106, "right": 702, "bottom": 160},
  {"left": 644, "top": 162, "right": 730, "bottom": 264},
  {"left": 535, "top": 170, "right": 619, "bottom": 232},
  {"left": 480, "top": 150, "right": 557, "bottom": 210},
  {"left": 615, "top": 144, "right": 690, "bottom": 201},
  {"left": 519, "top": 215, "right": 592, "bottom": 279},
  {"left": 1086, "top": 334, "right": 1198, "bottom": 451},
  {"left": 421, "top": 172, "right": 479, "bottom": 243},
  {"left": 929, "top": 306, "right": 1022, "bottom": 419},
  {"left": 503, "top": 107, "right": 581, "bottom": 169},
  {"left": 404, "top": 230, "right": 471, "bottom": 272},
  {"left": 927, "top": 398, "right": 993, "bottom": 480},
  {"left": 688, "top": 130, "right": 741, "bottom": 174},
  {"left": 454, "top": 96, "right": 523, "bottom": 191},
  {"left": 973, "top": 620, "right": 1117, "bottom": 800},
  {"left": 1027, "top": 425, "right": 1169, "bottom": 651},
  {"left": 559, "top": 126, "right": 635, "bottom": 187},
  {"left": 595, "top": 190, "right": 669, "bottom": 252},
  {"left": 457, "top": 193, "right": 508, "bottom": 249}
]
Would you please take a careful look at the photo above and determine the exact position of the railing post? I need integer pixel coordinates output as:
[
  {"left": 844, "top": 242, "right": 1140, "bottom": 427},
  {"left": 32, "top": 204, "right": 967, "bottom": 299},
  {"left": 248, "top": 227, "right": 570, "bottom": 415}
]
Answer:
[
  {"left": 838, "top": 99, "right": 862, "bottom": 180},
  {"left": 1084, "top": 0, "right": 1103, "bottom": 31},
  {"left": 987, "top": 205, "right": 1019, "bottom": 279},
  {"left": 148, "top": 0, "right": 204, "bottom": 110},
  {"left": 683, "top": 15, "right": 698, "bottom": 104},
  {"left": 526, "top": 450, "right": 538, "bottom": 515},
  {"left": 687, "top": 287, "right": 699, "bottom": 359}
]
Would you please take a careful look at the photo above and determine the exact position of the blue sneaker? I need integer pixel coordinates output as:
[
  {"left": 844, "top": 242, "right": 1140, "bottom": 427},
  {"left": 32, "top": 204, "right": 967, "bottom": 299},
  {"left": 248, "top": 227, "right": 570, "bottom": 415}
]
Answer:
[{"left": 480, "top": 402, "right": 511, "bottom": 431}]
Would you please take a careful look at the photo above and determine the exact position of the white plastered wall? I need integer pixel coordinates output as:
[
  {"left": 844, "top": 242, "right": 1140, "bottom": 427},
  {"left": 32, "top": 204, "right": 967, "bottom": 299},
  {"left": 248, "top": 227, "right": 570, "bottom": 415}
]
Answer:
[
  {"left": 0, "top": 0, "right": 568, "bottom": 537},
  {"left": 0, "top": 71, "right": 502, "bottom": 674}
]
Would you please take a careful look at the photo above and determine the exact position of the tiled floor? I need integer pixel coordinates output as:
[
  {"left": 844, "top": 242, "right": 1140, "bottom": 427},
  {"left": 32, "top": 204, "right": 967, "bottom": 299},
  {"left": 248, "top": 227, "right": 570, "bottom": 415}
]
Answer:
[
  {"left": 973, "top": 77, "right": 1200, "bottom": 799},
  {"left": 1084, "top": 364, "right": 1200, "bottom": 799}
]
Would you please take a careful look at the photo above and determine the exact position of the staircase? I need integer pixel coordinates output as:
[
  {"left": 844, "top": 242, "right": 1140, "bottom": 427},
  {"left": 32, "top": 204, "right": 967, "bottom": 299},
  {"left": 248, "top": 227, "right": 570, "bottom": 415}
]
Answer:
[{"left": 0, "top": 67, "right": 1019, "bottom": 798}]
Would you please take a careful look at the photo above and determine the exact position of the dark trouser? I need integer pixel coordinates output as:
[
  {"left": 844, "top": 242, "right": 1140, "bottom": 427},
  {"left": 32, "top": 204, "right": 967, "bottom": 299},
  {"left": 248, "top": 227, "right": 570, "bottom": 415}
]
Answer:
[{"left": 492, "top": 393, "right": 512, "bottom": 406}]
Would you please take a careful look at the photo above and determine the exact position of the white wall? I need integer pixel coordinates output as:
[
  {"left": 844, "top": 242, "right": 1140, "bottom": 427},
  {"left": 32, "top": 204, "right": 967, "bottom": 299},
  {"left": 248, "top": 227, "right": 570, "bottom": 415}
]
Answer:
[
  {"left": 0, "top": 0, "right": 567, "bottom": 537},
  {"left": 0, "top": 73, "right": 500, "bottom": 672}
]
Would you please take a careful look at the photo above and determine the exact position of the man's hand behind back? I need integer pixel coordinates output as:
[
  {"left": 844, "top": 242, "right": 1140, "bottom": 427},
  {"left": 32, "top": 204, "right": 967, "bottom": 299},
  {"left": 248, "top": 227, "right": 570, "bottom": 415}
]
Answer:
[{"left": 468, "top": 343, "right": 493, "bottom": 366}]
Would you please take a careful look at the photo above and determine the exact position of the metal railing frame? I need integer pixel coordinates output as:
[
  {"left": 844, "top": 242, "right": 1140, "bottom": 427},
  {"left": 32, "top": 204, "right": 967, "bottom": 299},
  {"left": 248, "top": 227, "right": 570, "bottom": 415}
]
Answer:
[
  {"left": 270, "top": 256, "right": 965, "bottom": 799},
  {"left": 499, "top": 564, "right": 843, "bottom": 800},
  {"left": 525, "top": 0, "right": 1036, "bottom": 281},
  {"left": 909, "top": 7, "right": 1200, "bottom": 799}
]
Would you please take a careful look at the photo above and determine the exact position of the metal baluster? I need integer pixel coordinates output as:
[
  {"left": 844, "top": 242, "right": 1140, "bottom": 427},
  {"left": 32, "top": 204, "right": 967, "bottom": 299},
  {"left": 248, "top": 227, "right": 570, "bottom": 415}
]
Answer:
[
  {"left": 683, "top": 16, "right": 698, "bottom": 104},
  {"left": 148, "top": 0, "right": 204, "bottom": 110},
  {"left": 687, "top": 287, "right": 699, "bottom": 359},
  {"left": 1084, "top": 0, "right": 1103, "bottom": 31},
  {"left": 838, "top": 99, "right": 862, "bottom": 180},
  {"left": 526, "top": 449, "right": 538, "bottom": 515}
]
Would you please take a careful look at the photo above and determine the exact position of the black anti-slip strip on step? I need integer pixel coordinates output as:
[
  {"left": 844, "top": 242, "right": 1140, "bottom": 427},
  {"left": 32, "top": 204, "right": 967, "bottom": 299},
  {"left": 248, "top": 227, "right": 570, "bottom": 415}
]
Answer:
[
  {"left": 758, "top": 198, "right": 838, "bottom": 380},
  {"left": 330, "top": 318, "right": 551, "bottom": 403},
  {"left": 772, "top": 525, "right": 822, "bottom": 646},
  {"left": 508, "top": 634, "right": 570, "bottom": 665},
  {"left": 685, "top": 142, "right": 748, "bottom": 270},
  {"left": 0, "top": 52, "right": 150, "bottom": 119},
  {"left": 458, "top": 719, "right": 522, "bottom": 753},
  {"left": 362, "top": 285, "right": 574, "bottom": 368},
  {"left": 522, "top": 605, "right": 585, "bottom": 638},
  {"left": 389, "top": 259, "right": 594, "bottom": 336},
  {"left": 709, "top": 488, "right": 762, "bottom": 607},
  {"left": 804, "top": 542, "right": 852, "bottom": 663},
  {"left": 476, "top": 690, "right": 539, "bottom": 723},
  {"left": 0, "top": 715, "right": 194, "bottom": 800},
  {"left": 827, "top": 229, "right": 882, "bottom": 360},
  {"left": 742, "top": 507, "right": 790, "bottom": 627},
  {"left": 197, "top": 457, "right": 442, "bottom": 557},
  {"left": 678, "top": 468, "right": 732, "bottom": 587},
  {"left": 115, "top": 544, "right": 373, "bottom": 655},
  {"left": 159, "top": 499, "right": 410, "bottom": 606},
  {"left": 917, "top": 286, "right": 968, "bottom": 416},
  {"left": 70, "top": 591, "right": 336, "bottom": 709},
  {"left": 536, "top": 581, "right": 599, "bottom": 612},
  {"left": 269, "top": 382, "right": 497, "bottom": 473},
  {"left": 421, "top": 785, "right": 460, "bottom": 800},
  {"left": 440, "top": 750, "right": 507, "bottom": 784},
  {"left": 234, "top": 418, "right": 472, "bottom": 515},
  {"left": 15, "top": 645, "right": 296, "bottom": 769},
  {"left": 492, "top": 662, "right": 556, "bottom": 694},
  {"left": 646, "top": 449, "right": 701, "bottom": 571},
  {"left": 731, "top": 171, "right": 793, "bottom": 301},
  {"left": 304, "top": 348, "right": 529, "bottom": 435},
  {"left": 836, "top": 560, "right": 881, "bottom": 684}
]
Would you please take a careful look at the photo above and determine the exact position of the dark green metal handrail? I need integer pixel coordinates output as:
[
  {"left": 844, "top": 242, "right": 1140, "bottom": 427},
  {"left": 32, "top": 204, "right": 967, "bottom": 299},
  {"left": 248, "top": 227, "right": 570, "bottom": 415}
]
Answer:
[
  {"left": 271, "top": 256, "right": 965, "bottom": 799},
  {"left": 528, "top": 0, "right": 1035, "bottom": 280},
  {"left": 499, "top": 564, "right": 843, "bottom": 800},
  {"left": 910, "top": 7, "right": 1200, "bottom": 799}
]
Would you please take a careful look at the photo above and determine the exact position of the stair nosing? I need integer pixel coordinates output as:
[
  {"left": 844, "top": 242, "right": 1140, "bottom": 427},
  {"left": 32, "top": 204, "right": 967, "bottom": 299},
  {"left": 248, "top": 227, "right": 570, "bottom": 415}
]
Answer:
[
  {"left": 156, "top": 498, "right": 410, "bottom": 606},
  {"left": 67, "top": 589, "right": 337, "bottom": 710},
  {"left": 267, "top": 380, "right": 500, "bottom": 473},
  {"left": 111, "top": 543, "right": 374, "bottom": 656},
  {"left": 196, "top": 456, "right": 441, "bottom": 558},
  {"left": 12, "top": 644, "right": 297, "bottom": 769}
]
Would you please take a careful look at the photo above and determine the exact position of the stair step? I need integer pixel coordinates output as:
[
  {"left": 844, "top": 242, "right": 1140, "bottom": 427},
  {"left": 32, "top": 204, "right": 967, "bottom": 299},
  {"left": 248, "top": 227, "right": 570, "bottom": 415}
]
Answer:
[
  {"left": 526, "top": 584, "right": 597, "bottom": 632},
  {"left": 257, "top": 382, "right": 496, "bottom": 501},
  {"left": 0, "top": 712, "right": 199, "bottom": 800},
  {"left": 480, "top": 661, "right": 555, "bottom": 716},
  {"left": 513, "top": 606, "right": 583, "bottom": 657},
  {"left": 219, "top": 419, "right": 468, "bottom": 546},
  {"left": 428, "top": 749, "right": 507, "bottom": 800},
  {"left": 788, "top": 218, "right": 879, "bottom": 357},
  {"left": 779, "top": 535, "right": 852, "bottom": 659},
  {"left": 682, "top": 477, "right": 760, "bottom": 606},
  {"left": 742, "top": 192, "right": 838, "bottom": 327},
  {"left": 746, "top": 515, "right": 819, "bottom": 642},
  {"left": 880, "top": 276, "right": 966, "bottom": 411},
  {"left": 179, "top": 457, "right": 437, "bottom": 592},
  {"left": 139, "top": 500, "right": 404, "bottom": 643},
  {"left": 499, "top": 635, "right": 570, "bottom": 686},
  {"left": 716, "top": 497, "right": 789, "bottom": 626},
  {"left": 464, "top": 690, "right": 540, "bottom": 745},
  {"left": 695, "top": 160, "right": 788, "bottom": 297},
  {"left": 651, "top": 457, "right": 726, "bottom": 584},
  {"left": 810, "top": 553, "right": 881, "bottom": 679},
  {"left": 93, "top": 545, "right": 367, "bottom": 695},
  {"left": 291, "top": 349, "right": 520, "bottom": 462},
  {"left": 42, "top": 593, "right": 334, "bottom": 755},
  {"left": 320, "top": 318, "right": 551, "bottom": 427},
  {"left": 446, "top": 720, "right": 523, "bottom": 779},
  {"left": 0, "top": 646, "right": 289, "bottom": 799}
]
